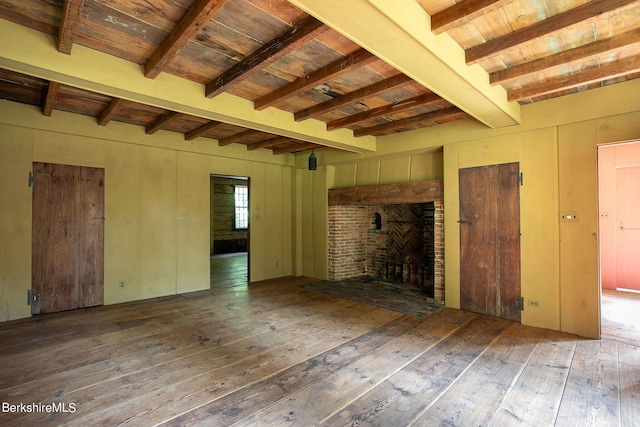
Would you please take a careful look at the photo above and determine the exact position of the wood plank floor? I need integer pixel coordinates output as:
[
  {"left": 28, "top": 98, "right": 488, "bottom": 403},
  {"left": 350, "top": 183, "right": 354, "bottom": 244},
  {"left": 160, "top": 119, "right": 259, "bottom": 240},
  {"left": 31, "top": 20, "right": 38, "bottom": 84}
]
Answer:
[{"left": 0, "top": 260, "right": 639, "bottom": 426}]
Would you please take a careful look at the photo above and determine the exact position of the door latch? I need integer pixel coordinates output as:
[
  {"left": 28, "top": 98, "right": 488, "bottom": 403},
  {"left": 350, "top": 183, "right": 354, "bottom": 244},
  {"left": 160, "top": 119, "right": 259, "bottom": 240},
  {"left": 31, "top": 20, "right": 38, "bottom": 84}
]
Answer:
[{"left": 27, "top": 289, "right": 38, "bottom": 305}]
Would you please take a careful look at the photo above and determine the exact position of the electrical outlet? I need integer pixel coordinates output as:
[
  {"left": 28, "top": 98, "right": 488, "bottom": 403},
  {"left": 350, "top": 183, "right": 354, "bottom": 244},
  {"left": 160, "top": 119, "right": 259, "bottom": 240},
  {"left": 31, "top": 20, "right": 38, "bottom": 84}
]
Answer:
[
  {"left": 119, "top": 280, "right": 125, "bottom": 289},
  {"left": 528, "top": 300, "right": 539, "bottom": 307},
  {"left": 559, "top": 211, "right": 579, "bottom": 222}
]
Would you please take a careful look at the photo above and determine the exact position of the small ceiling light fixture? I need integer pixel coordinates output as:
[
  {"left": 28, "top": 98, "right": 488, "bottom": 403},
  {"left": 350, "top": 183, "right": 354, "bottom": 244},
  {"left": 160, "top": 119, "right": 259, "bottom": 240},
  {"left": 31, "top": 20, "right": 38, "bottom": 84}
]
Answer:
[{"left": 308, "top": 149, "right": 317, "bottom": 171}]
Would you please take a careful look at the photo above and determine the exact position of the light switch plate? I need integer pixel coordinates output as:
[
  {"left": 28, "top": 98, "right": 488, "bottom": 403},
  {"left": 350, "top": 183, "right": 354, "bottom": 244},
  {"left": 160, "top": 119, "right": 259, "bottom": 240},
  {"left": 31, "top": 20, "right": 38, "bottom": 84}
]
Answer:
[{"left": 559, "top": 211, "right": 579, "bottom": 222}]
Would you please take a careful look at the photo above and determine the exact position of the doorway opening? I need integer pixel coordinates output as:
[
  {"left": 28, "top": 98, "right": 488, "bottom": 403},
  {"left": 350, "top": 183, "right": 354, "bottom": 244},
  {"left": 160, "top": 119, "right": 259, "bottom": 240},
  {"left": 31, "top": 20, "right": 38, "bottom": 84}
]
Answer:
[
  {"left": 598, "top": 141, "right": 640, "bottom": 344},
  {"left": 210, "top": 175, "right": 249, "bottom": 290}
]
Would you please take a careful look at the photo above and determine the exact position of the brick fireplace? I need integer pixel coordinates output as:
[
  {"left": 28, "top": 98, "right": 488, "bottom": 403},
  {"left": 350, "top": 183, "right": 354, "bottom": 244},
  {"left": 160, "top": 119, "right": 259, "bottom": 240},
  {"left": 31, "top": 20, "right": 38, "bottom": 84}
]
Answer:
[{"left": 328, "top": 181, "right": 444, "bottom": 302}]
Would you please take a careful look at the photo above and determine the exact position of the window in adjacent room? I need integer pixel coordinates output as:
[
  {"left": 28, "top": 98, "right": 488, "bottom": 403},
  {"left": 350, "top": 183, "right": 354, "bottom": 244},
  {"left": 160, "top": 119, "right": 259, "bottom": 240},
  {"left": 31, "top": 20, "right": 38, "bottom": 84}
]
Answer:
[{"left": 234, "top": 185, "right": 249, "bottom": 229}]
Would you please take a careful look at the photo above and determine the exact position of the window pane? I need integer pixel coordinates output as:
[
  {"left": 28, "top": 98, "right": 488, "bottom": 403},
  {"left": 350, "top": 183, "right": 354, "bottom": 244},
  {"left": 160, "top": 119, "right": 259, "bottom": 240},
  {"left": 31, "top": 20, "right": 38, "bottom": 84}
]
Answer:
[{"left": 234, "top": 185, "right": 248, "bottom": 229}]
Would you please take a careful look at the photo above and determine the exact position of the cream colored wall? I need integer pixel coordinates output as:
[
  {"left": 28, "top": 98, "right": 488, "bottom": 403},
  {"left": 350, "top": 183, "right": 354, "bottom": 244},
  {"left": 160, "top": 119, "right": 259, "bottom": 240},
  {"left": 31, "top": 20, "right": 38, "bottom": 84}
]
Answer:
[{"left": 0, "top": 101, "right": 296, "bottom": 322}]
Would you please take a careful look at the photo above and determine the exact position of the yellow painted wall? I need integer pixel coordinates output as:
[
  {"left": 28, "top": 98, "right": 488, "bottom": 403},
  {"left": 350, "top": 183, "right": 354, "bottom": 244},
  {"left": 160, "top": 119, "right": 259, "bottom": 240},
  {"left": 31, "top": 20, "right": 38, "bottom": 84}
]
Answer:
[
  {"left": 0, "top": 101, "right": 296, "bottom": 321},
  {"left": 300, "top": 80, "right": 640, "bottom": 338},
  {"left": 297, "top": 150, "right": 444, "bottom": 280},
  {"left": 557, "top": 114, "right": 640, "bottom": 337},
  {"left": 444, "top": 129, "right": 560, "bottom": 331}
]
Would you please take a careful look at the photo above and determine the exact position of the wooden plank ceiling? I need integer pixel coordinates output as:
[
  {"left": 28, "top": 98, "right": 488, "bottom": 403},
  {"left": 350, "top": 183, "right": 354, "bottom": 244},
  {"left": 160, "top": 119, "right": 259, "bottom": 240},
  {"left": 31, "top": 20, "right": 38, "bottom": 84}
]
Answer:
[{"left": 0, "top": 0, "right": 639, "bottom": 154}]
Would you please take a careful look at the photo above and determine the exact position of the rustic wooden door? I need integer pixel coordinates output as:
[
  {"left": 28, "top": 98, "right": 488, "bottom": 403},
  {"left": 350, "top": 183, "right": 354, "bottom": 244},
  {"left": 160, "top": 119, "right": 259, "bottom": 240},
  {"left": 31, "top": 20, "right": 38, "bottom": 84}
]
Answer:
[
  {"left": 616, "top": 166, "right": 640, "bottom": 291},
  {"left": 31, "top": 162, "right": 105, "bottom": 314},
  {"left": 459, "top": 162, "right": 521, "bottom": 322}
]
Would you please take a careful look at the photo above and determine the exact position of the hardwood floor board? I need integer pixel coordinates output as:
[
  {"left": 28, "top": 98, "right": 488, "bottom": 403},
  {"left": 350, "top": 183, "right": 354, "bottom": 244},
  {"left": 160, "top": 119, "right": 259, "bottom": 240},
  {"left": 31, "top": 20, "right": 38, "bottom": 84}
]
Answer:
[
  {"left": 161, "top": 312, "right": 439, "bottom": 426},
  {"left": 230, "top": 310, "right": 477, "bottom": 427},
  {"left": 321, "top": 313, "right": 509, "bottom": 427},
  {"left": 601, "top": 290, "right": 640, "bottom": 347},
  {"left": 1, "top": 265, "right": 638, "bottom": 427},
  {"left": 0, "top": 295, "right": 189, "bottom": 355},
  {"left": 1, "top": 285, "right": 355, "bottom": 407},
  {"left": 489, "top": 329, "right": 577, "bottom": 426},
  {"left": 555, "top": 339, "right": 621, "bottom": 426},
  {"left": 5, "top": 299, "right": 378, "bottom": 425},
  {"left": 618, "top": 342, "right": 640, "bottom": 425},
  {"left": 412, "top": 321, "right": 544, "bottom": 426},
  {"left": 59, "top": 304, "right": 404, "bottom": 426}
]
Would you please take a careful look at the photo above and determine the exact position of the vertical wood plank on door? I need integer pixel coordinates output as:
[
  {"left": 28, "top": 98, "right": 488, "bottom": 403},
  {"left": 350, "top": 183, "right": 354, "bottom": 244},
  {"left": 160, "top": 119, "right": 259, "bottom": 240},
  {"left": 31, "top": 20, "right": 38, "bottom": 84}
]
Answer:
[
  {"left": 498, "top": 163, "right": 521, "bottom": 322},
  {"left": 32, "top": 163, "right": 80, "bottom": 313},
  {"left": 460, "top": 166, "right": 492, "bottom": 315},
  {"left": 79, "top": 166, "right": 105, "bottom": 307}
]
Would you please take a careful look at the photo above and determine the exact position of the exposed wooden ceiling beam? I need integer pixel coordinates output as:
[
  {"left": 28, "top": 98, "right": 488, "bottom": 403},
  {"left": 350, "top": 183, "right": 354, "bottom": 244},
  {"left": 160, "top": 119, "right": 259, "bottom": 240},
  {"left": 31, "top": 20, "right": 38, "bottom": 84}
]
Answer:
[
  {"left": 326, "top": 92, "right": 442, "bottom": 131},
  {"left": 145, "top": 0, "right": 229, "bottom": 79},
  {"left": 218, "top": 129, "right": 264, "bottom": 147},
  {"left": 205, "top": 15, "right": 328, "bottom": 98},
  {"left": 466, "top": 0, "right": 638, "bottom": 65},
  {"left": 254, "top": 48, "right": 378, "bottom": 111},
  {"left": 98, "top": 98, "right": 127, "bottom": 126},
  {"left": 58, "top": 0, "right": 85, "bottom": 54},
  {"left": 431, "top": 0, "right": 508, "bottom": 35},
  {"left": 353, "top": 106, "right": 465, "bottom": 137},
  {"left": 272, "top": 142, "right": 317, "bottom": 155},
  {"left": 508, "top": 55, "right": 640, "bottom": 101},
  {"left": 42, "top": 81, "right": 61, "bottom": 116},
  {"left": 294, "top": 73, "right": 412, "bottom": 122},
  {"left": 146, "top": 112, "right": 184, "bottom": 135},
  {"left": 246, "top": 136, "right": 293, "bottom": 151},
  {"left": 184, "top": 120, "right": 225, "bottom": 141},
  {"left": 491, "top": 28, "right": 640, "bottom": 85},
  {"left": 288, "top": 0, "right": 520, "bottom": 128}
]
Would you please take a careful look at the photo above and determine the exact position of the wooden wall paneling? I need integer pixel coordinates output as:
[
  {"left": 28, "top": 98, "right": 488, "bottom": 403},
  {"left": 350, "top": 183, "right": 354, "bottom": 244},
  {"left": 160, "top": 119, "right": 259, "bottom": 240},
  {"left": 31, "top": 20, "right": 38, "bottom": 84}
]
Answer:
[
  {"left": 176, "top": 151, "right": 210, "bottom": 294},
  {"left": 140, "top": 147, "right": 177, "bottom": 298},
  {"left": 264, "top": 163, "right": 284, "bottom": 278},
  {"left": 103, "top": 142, "right": 141, "bottom": 305}
]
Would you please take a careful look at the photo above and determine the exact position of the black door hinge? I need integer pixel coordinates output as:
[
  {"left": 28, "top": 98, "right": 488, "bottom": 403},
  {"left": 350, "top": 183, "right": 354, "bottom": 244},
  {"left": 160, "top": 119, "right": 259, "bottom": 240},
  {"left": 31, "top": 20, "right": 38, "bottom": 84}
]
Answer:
[
  {"left": 515, "top": 296, "right": 524, "bottom": 311},
  {"left": 517, "top": 172, "right": 524, "bottom": 186}
]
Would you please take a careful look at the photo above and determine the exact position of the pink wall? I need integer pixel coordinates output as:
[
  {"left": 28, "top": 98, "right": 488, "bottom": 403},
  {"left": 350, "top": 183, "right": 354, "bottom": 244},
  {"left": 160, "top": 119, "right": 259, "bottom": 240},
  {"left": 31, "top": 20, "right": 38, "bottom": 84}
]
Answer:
[{"left": 598, "top": 142, "right": 640, "bottom": 290}]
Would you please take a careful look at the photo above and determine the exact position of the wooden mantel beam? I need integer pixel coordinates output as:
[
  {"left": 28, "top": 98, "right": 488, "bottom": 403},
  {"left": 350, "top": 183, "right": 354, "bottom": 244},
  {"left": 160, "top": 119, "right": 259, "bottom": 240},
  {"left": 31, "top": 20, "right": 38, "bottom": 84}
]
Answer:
[{"left": 328, "top": 181, "right": 443, "bottom": 206}]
